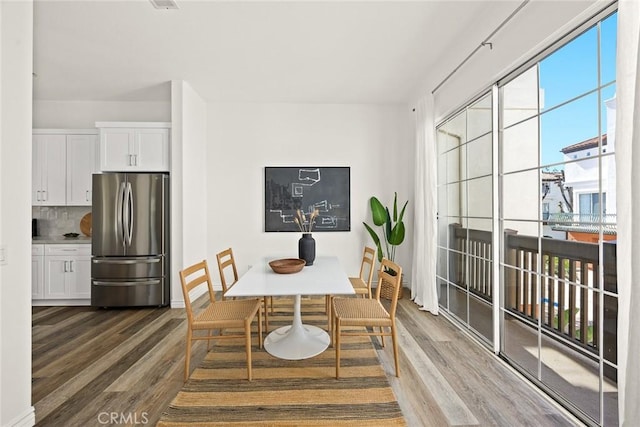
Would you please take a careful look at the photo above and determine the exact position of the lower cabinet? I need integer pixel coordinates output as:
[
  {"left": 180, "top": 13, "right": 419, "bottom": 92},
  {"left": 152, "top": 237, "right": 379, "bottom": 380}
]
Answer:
[
  {"left": 32, "top": 244, "right": 44, "bottom": 299},
  {"left": 33, "top": 244, "right": 91, "bottom": 304}
]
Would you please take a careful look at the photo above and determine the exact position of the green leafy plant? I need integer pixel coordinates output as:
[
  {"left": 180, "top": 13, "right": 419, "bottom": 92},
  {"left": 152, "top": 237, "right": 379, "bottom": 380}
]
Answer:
[{"left": 363, "top": 192, "right": 408, "bottom": 265}]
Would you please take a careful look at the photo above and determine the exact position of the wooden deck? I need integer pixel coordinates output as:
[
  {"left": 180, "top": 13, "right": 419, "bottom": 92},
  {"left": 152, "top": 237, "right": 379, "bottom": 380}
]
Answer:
[{"left": 32, "top": 294, "right": 583, "bottom": 426}]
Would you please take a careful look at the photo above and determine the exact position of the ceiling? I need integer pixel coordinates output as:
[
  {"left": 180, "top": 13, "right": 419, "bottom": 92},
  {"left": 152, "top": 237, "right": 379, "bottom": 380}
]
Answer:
[{"left": 33, "top": 0, "right": 513, "bottom": 104}]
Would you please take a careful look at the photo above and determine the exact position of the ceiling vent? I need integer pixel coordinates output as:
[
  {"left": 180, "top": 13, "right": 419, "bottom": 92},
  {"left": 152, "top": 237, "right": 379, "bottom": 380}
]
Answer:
[{"left": 149, "top": 0, "right": 178, "bottom": 10}]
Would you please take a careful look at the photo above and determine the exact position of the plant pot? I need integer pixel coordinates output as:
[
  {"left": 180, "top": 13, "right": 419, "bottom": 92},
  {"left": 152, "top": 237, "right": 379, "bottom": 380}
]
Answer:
[
  {"left": 380, "top": 271, "right": 404, "bottom": 300},
  {"left": 298, "top": 233, "right": 315, "bottom": 266}
]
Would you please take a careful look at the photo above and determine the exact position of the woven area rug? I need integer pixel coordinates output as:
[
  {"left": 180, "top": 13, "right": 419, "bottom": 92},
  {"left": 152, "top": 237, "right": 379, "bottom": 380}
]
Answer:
[{"left": 157, "top": 297, "right": 406, "bottom": 426}]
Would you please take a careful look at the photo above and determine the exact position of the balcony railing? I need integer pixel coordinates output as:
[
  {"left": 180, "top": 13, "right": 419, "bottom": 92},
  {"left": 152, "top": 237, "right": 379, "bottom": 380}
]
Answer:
[
  {"left": 449, "top": 224, "right": 493, "bottom": 303},
  {"left": 547, "top": 213, "right": 617, "bottom": 234},
  {"left": 448, "top": 224, "right": 618, "bottom": 381}
]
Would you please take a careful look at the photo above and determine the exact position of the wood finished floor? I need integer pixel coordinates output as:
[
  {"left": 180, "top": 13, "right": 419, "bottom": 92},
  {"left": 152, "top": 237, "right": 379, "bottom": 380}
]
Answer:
[{"left": 32, "top": 293, "right": 581, "bottom": 427}]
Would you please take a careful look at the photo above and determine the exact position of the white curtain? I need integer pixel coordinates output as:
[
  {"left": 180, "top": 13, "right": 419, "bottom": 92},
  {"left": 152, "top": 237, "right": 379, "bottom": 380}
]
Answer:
[
  {"left": 616, "top": 1, "right": 640, "bottom": 424},
  {"left": 411, "top": 95, "right": 439, "bottom": 314}
]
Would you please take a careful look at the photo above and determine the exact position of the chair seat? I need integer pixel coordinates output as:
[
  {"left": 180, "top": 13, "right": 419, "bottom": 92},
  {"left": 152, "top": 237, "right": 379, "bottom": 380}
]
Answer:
[
  {"left": 333, "top": 297, "right": 392, "bottom": 327},
  {"left": 349, "top": 277, "right": 369, "bottom": 295},
  {"left": 193, "top": 298, "right": 261, "bottom": 330}
]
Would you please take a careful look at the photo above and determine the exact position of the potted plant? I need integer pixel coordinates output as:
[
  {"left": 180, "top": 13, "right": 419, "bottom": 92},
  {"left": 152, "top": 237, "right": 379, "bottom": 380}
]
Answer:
[
  {"left": 363, "top": 192, "right": 408, "bottom": 270},
  {"left": 363, "top": 193, "right": 408, "bottom": 300}
]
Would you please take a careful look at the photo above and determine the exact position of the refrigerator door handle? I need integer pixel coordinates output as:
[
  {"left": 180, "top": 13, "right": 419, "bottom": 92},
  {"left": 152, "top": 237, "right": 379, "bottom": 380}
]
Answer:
[
  {"left": 93, "top": 280, "right": 161, "bottom": 286},
  {"left": 126, "top": 182, "right": 134, "bottom": 246},
  {"left": 92, "top": 258, "right": 161, "bottom": 265},
  {"left": 116, "top": 181, "right": 126, "bottom": 248}
]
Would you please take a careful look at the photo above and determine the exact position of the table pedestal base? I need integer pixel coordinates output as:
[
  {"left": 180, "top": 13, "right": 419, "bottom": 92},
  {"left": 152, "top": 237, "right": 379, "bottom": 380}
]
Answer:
[{"left": 263, "top": 295, "right": 330, "bottom": 360}]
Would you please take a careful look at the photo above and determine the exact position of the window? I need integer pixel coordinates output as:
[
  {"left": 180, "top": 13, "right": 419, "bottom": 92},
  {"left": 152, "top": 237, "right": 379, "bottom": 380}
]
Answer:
[
  {"left": 436, "top": 92, "right": 494, "bottom": 345},
  {"left": 436, "top": 6, "right": 618, "bottom": 426},
  {"left": 499, "top": 10, "right": 617, "bottom": 426},
  {"left": 579, "top": 192, "right": 606, "bottom": 215}
]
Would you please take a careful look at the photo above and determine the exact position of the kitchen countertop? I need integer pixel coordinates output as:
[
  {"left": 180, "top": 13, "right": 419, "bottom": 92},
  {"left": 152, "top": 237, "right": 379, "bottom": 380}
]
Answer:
[{"left": 33, "top": 236, "right": 92, "bottom": 244}]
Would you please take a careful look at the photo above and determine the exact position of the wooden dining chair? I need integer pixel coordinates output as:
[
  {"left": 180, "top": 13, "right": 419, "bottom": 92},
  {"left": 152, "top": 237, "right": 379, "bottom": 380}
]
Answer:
[
  {"left": 350, "top": 246, "right": 376, "bottom": 298},
  {"left": 216, "top": 247, "right": 271, "bottom": 332},
  {"left": 326, "top": 246, "right": 376, "bottom": 332},
  {"left": 332, "top": 258, "right": 402, "bottom": 378},
  {"left": 179, "top": 259, "right": 262, "bottom": 381}
]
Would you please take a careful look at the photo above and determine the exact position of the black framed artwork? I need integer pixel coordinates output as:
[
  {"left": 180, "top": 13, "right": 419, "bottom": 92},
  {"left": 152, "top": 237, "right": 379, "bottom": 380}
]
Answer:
[{"left": 264, "top": 166, "right": 351, "bottom": 232}]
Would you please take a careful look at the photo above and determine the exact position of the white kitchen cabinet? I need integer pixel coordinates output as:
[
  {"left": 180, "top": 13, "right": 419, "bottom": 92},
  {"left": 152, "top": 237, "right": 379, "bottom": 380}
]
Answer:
[
  {"left": 97, "top": 122, "right": 170, "bottom": 172},
  {"left": 32, "top": 130, "right": 98, "bottom": 206},
  {"left": 32, "top": 134, "right": 66, "bottom": 206},
  {"left": 69, "top": 256, "right": 91, "bottom": 298},
  {"left": 32, "top": 244, "right": 45, "bottom": 299},
  {"left": 66, "top": 134, "right": 98, "bottom": 205},
  {"left": 42, "top": 245, "right": 91, "bottom": 300}
]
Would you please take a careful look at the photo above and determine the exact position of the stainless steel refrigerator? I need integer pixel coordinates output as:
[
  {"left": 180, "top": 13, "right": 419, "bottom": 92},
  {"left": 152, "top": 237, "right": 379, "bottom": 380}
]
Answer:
[{"left": 91, "top": 173, "right": 170, "bottom": 307}]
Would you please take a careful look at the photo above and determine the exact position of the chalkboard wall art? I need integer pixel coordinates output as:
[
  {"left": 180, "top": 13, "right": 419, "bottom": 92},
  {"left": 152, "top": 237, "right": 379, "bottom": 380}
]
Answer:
[{"left": 265, "top": 167, "right": 350, "bottom": 232}]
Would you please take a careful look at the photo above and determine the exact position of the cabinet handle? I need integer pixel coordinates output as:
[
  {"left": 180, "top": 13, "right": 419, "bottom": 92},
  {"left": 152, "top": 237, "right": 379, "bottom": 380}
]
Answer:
[
  {"left": 86, "top": 190, "right": 90, "bottom": 201},
  {"left": 128, "top": 154, "right": 134, "bottom": 166},
  {"left": 63, "top": 261, "right": 68, "bottom": 273},
  {"left": 42, "top": 190, "right": 47, "bottom": 201},
  {"left": 36, "top": 190, "right": 40, "bottom": 201},
  {"left": 133, "top": 154, "right": 138, "bottom": 166},
  {"left": 70, "top": 260, "right": 74, "bottom": 272}
]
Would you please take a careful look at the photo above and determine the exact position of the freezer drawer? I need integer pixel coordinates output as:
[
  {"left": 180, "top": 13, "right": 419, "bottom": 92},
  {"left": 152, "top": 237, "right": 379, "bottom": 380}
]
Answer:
[
  {"left": 91, "top": 256, "right": 164, "bottom": 279},
  {"left": 91, "top": 278, "right": 166, "bottom": 307}
]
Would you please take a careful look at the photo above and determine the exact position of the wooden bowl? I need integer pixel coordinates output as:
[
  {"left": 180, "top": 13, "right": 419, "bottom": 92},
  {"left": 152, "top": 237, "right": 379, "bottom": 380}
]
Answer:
[
  {"left": 80, "top": 213, "right": 92, "bottom": 236},
  {"left": 269, "top": 258, "right": 306, "bottom": 274}
]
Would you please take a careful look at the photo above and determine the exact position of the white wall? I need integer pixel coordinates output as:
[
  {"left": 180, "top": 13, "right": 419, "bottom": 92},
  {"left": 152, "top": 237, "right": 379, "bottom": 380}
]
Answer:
[
  {"left": 170, "top": 81, "right": 207, "bottom": 307},
  {"left": 33, "top": 100, "right": 170, "bottom": 128},
  {"left": 1, "top": 1, "right": 35, "bottom": 425},
  {"left": 206, "top": 103, "right": 413, "bottom": 283}
]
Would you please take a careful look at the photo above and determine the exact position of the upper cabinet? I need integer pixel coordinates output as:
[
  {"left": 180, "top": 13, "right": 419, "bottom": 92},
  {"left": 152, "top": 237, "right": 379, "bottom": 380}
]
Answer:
[
  {"left": 97, "top": 122, "right": 171, "bottom": 172},
  {"left": 33, "top": 130, "right": 97, "bottom": 206},
  {"left": 67, "top": 134, "right": 98, "bottom": 205},
  {"left": 32, "top": 134, "right": 66, "bottom": 206}
]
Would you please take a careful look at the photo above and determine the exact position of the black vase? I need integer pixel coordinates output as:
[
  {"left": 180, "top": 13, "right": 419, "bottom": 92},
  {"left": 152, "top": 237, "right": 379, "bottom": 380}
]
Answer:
[{"left": 298, "top": 233, "right": 316, "bottom": 266}]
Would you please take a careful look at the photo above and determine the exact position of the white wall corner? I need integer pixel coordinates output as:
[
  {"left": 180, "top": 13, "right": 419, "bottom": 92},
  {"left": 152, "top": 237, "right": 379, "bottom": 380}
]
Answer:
[
  {"left": 1, "top": 1, "right": 34, "bottom": 426},
  {"left": 170, "top": 80, "right": 208, "bottom": 307}
]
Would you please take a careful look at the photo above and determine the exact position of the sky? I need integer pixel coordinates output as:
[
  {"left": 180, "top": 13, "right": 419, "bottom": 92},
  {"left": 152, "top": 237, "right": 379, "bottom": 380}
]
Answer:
[{"left": 538, "top": 11, "right": 617, "bottom": 168}]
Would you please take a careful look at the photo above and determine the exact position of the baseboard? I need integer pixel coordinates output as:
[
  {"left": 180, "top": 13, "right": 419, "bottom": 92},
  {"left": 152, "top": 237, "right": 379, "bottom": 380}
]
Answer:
[
  {"left": 171, "top": 299, "right": 185, "bottom": 309},
  {"left": 6, "top": 406, "right": 35, "bottom": 427},
  {"left": 32, "top": 299, "right": 90, "bottom": 306}
]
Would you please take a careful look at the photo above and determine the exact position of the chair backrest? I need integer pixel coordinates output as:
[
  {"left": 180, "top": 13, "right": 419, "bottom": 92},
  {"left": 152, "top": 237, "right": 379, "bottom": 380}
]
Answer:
[
  {"left": 359, "top": 246, "right": 376, "bottom": 294},
  {"left": 179, "top": 260, "right": 216, "bottom": 324},
  {"left": 375, "top": 258, "right": 403, "bottom": 318},
  {"left": 216, "top": 248, "right": 239, "bottom": 296}
]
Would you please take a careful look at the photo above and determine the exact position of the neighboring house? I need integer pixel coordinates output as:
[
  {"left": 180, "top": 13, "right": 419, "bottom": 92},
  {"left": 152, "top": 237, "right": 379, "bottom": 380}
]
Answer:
[{"left": 549, "top": 96, "right": 617, "bottom": 243}]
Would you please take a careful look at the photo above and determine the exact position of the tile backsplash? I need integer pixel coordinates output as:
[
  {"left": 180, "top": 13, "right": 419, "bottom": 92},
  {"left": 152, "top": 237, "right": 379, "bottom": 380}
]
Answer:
[{"left": 32, "top": 206, "right": 91, "bottom": 237}]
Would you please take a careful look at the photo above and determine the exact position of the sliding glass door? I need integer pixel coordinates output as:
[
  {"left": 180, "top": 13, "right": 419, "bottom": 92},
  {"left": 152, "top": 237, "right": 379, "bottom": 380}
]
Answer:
[
  {"left": 499, "top": 11, "right": 618, "bottom": 426},
  {"left": 435, "top": 6, "right": 618, "bottom": 426},
  {"left": 436, "top": 92, "right": 494, "bottom": 345}
]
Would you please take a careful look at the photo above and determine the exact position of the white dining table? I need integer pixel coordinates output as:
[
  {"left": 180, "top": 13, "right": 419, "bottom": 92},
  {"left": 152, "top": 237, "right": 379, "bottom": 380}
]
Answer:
[{"left": 225, "top": 256, "right": 354, "bottom": 360}]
